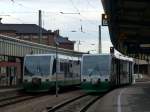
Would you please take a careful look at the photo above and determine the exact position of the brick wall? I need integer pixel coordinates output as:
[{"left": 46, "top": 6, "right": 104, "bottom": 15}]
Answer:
[
  {"left": 0, "top": 31, "right": 74, "bottom": 50},
  {"left": 59, "top": 43, "right": 74, "bottom": 50}
]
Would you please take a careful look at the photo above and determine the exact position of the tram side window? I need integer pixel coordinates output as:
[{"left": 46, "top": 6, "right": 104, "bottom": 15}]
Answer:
[
  {"left": 111, "top": 59, "right": 114, "bottom": 72},
  {"left": 52, "top": 59, "right": 56, "bottom": 75},
  {"left": 77, "top": 60, "right": 80, "bottom": 65},
  {"left": 112, "top": 58, "right": 117, "bottom": 74},
  {"left": 120, "top": 61, "right": 123, "bottom": 75},
  {"left": 59, "top": 62, "right": 69, "bottom": 73},
  {"left": 60, "top": 62, "right": 69, "bottom": 72},
  {"left": 58, "top": 61, "right": 71, "bottom": 77},
  {"left": 60, "top": 62, "right": 64, "bottom": 72},
  {"left": 122, "top": 61, "right": 128, "bottom": 75},
  {"left": 70, "top": 63, "right": 72, "bottom": 67}
]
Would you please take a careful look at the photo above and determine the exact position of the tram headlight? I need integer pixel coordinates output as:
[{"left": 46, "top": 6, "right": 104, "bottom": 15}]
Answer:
[
  {"left": 105, "top": 79, "right": 108, "bottom": 82},
  {"left": 24, "top": 79, "right": 28, "bottom": 83},
  {"left": 83, "top": 79, "right": 86, "bottom": 82},
  {"left": 97, "top": 78, "right": 101, "bottom": 84},
  {"left": 32, "top": 78, "right": 41, "bottom": 85},
  {"left": 46, "top": 79, "right": 49, "bottom": 82}
]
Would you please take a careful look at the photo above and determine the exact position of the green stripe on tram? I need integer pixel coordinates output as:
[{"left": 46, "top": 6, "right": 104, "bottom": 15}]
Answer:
[
  {"left": 81, "top": 81, "right": 110, "bottom": 93},
  {"left": 23, "top": 80, "right": 80, "bottom": 92}
]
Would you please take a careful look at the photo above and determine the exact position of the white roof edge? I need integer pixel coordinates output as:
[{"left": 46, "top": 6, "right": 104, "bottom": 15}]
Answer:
[{"left": 82, "top": 53, "right": 134, "bottom": 62}]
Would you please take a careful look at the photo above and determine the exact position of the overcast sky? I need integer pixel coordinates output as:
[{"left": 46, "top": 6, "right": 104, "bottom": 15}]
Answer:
[{"left": 0, "top": 0, "right": 112, "bottom": 53}]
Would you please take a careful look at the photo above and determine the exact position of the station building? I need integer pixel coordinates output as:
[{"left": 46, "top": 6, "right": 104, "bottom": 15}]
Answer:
[
  {"left": 0, "top": 20, "right": 75, "bottom": 87},
  {"left": 0, "top": 20, "right": 75, "bottom": 50}
]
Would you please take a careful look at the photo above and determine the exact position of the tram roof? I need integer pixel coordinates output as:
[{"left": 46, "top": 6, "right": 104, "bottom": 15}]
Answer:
[
  {"left": 25, "top": 54, "right": 80, "bottom": 60},
  {"left": 82, "top": 53, "right": 134, "bottom": 62}
]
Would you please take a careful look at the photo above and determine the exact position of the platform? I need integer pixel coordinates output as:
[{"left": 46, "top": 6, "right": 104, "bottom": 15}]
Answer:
[
  {"left": 0, "top": 88, "right": 22, "bottom": 93},
  {"left": 87, "top": 81, "right": 150, "bottom": 112}
]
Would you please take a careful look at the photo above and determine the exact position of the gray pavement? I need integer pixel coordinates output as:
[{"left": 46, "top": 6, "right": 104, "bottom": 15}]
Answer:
[
  {"left": 87, "top": 81, "right": 150, "bottom": 112},
  {"left": 0, "top": 88, "right": 22, "bottom": 93}
]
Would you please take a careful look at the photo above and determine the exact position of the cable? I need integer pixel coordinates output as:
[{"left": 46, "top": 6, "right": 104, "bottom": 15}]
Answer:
[
  {"left": 68, "top": 0, "right": 80, "bottom": 14},
  {"left": 10, "top": 0, "right": 35, "bottom": 11},
  {"left": 68, "top": 0, "right": 100, "bottom": 26},
  {"left": 86, "top": 0, "right": 96, "bottom": 9},
  {"left": 11, "top": 0, "right": 14, "bottom": 3},
  {"left": 0, "top": 11, "right": 37, "bottom": 14}
]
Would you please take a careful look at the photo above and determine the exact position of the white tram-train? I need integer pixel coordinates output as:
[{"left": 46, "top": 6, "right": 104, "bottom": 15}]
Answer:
[
  {"left": 23, "top": 54, "right": 81, "bottom": 92},
  {"left": 81, "top": 54, "right": 134, "bottom": 93}
]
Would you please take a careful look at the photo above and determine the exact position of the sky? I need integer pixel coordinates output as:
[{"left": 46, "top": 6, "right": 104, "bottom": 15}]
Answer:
[{"left": 0, "top": 0, "right": 112, "bottom": 53}]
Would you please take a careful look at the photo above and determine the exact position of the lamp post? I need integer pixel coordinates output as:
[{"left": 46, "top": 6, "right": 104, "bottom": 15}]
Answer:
[{"left": 98, "top": 25, "right": 102, "bottom": 54}]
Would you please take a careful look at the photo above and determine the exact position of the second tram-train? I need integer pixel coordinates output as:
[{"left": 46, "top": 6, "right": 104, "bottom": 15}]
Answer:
[
  {"left": 81, "top": 54, "right": 134, "bottom": 93},
  {"left": 23, "top": 54, "right": 81, "bottom": 92}
]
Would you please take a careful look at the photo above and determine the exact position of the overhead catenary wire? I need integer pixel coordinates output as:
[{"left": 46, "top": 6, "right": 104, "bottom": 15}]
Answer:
[
  {"left": 10, "top": 0, "right": 35, "bottom": 11},
  {"left": 68, "top": 0, "right": 81, "bottom": 14},
  {"left": 7, "top": 0, "right": 101, "bottom": 34},
  {"left": 7, "top": 0, "right": 101, "bottom": 26},
  {"left": 86, "top": 0, "right": 96, "bottom": 10},
  {"left": 68, "top": 0, "right": 101, "bottom": 26},
  {"left": 11, "top": 0, "right": 14, "bottom": 3}
]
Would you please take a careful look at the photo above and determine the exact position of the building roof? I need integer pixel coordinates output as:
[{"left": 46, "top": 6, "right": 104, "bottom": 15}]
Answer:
[
  {"left": 0, "top": 24, "right": 49, "bottom": 34},
  {"left": 0, "top": 23, "right": 74, "bottom": 44},
  {"left": 56, "top": 36, "right": 74, "bottom": 44}
]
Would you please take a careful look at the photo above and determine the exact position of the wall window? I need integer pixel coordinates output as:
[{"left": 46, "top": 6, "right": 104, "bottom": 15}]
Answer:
[
  {"left": 0, "top": 56, "right": 8, "bottom": 62},
  {"left": 0, "top": 56, "right": 5, "bottom": 61},
  {"left": 5, "top": 56, "right": 8, "bottom": 61},
  {"left": 0, "top": 67, "right": 6, "bottom": 74},
  {"left": 8, "top": 56, "right": 15, "bottom": 62}
]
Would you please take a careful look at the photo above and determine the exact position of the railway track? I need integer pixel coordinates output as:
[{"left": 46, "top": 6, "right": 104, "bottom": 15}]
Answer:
[
  {"left": 0, "top": 94, "right": 46, "bottom": 107},
  {"left": 46, "top": 94, "right": 104, "bottom": 112}
]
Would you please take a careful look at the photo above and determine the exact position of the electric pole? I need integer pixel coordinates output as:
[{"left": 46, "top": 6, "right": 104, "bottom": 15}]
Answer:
[
  {"left": 39, "top": 10, "right": 42, "bottom": 44},
  {"left": 98, "top": 25, "right": 102, "bottom": 54}
]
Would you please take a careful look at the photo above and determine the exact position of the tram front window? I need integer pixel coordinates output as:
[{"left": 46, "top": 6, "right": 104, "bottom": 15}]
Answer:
[
  {"left": 82, "top": 55, "right": 111, "bottom": 76},
  {"left": 24, "top": 56, "right": 51, "bottom": 76}
]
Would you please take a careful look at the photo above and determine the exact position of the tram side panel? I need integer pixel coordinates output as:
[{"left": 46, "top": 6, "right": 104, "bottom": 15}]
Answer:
[
  {"left": 120, "top": 61, "right": 127, "bottom": 85},
  {"left": 110, "top": 57, "right": 118, "bottom": 87},
  {"left": 56, "top": 58, "right": 81, "bottom": 87},
  {"left": 70, "top": 60, "right": 81, "bottom": 85},
  {"left": 110, "top": 57, "right": 134, "bottom": 87}
]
